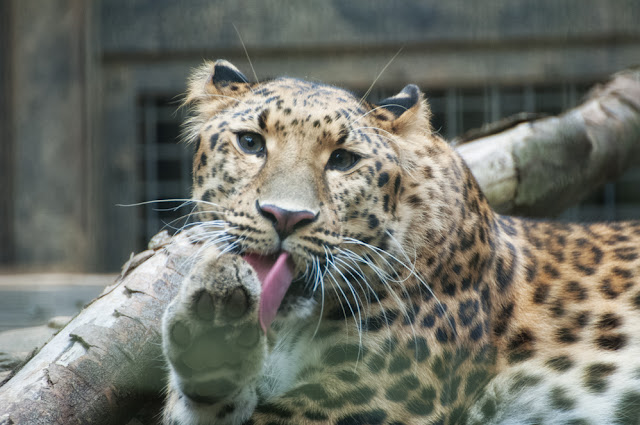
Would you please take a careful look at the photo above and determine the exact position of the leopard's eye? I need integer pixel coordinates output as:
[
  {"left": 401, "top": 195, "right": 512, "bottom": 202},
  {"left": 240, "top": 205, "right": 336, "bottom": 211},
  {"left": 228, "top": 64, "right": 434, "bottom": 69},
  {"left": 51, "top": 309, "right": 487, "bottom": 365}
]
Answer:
[
  {"left": 327, "top": 149, "right": 360, "bottom": 171},
  {"left": 237, "top": 132, "right": 265, "bottom": 155}
]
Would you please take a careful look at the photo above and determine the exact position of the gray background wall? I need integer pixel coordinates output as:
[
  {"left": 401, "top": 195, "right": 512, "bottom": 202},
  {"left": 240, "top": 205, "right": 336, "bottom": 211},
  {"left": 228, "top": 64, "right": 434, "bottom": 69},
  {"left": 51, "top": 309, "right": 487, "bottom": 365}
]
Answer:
[
  {"left": 1, "top": 0, "right": 639, "bottom": 272},
  {"left": 0, "top": 0, "right": 13, "bottom": 267}
]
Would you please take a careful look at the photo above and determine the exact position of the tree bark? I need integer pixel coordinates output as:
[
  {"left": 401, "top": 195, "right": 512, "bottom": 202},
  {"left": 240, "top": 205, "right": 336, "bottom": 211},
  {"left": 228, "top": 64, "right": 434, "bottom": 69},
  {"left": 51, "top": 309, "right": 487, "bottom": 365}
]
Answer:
[
  {"left": 457, "top": 68, "right": 640, "bottom": 216},
  {"left": 1, "top": 69, "right": 639, "bottom": 424},
  {"left": 0, "top": 233, "right": 196, "bottom": 425}
]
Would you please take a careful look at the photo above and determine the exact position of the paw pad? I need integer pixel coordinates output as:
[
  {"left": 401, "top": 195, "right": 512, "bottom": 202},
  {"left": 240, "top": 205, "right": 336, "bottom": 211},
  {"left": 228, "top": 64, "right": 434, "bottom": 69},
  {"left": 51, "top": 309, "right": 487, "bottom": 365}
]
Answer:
[
  {"left": 224, "top": 287, "right": 249, "bottom": 319},
  {"left": 170, "top": 321, "right": 191, "bottom": 347},
  {"left": 195, "top": 290, "right": 216, "bottom": 321},
  {"left": 237, "top": 324, "right": 261, "bottom": 349}
]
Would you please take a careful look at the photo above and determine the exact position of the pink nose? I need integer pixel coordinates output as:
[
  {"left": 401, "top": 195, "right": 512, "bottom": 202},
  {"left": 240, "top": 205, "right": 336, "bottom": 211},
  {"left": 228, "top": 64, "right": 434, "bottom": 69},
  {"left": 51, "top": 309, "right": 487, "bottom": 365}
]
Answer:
[{"left": 257, "top": 202, "right": 317, "bottom": 240}]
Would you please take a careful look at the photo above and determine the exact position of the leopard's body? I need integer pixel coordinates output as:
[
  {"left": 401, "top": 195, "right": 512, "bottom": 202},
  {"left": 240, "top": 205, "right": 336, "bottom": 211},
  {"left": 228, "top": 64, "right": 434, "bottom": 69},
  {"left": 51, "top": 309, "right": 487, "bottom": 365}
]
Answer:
[{"left": 161, "top": 60, "right": 640, "bottom": 425}]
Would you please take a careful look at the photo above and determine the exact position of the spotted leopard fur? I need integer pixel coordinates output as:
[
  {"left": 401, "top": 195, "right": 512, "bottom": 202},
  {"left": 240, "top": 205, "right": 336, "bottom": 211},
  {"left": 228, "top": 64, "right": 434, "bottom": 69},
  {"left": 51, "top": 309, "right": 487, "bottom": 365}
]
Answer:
[{"left": 161, "top": 60, "right": 640, "bottom": 425}]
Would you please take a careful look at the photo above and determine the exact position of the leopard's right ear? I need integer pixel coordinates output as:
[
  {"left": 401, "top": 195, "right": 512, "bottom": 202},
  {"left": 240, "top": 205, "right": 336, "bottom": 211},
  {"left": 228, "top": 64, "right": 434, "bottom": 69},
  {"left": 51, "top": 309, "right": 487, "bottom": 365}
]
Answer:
[{"left": 183, "top": 60, "right": 252, "bottom": 109}]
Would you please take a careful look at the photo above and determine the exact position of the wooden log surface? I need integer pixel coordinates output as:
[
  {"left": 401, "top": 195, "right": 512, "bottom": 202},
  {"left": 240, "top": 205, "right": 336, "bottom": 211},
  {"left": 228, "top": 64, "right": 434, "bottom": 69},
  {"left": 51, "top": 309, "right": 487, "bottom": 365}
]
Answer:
[
  {"left": 0, "top": 233, "right": 197, "bottom": 425},
  {"left": 457, "top": 68, "right": 640, "bottom": 215}
]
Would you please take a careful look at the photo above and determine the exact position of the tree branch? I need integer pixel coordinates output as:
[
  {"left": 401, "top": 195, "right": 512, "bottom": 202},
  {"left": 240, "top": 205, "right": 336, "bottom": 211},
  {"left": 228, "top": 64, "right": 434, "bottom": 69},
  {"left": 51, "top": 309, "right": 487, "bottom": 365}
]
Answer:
[
  {"left": 0, "top": 234, "right": 197, "bottom": 425},
  {"left": 457, "top": 68, "right": 640, "bottom": 215}
]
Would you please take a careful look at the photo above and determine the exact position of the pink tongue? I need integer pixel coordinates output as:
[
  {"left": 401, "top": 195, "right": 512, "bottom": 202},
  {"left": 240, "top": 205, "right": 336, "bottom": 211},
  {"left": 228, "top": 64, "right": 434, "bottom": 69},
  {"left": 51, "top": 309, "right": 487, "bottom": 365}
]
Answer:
[{"left": 243, "top": 252, "right": 294, "bottom": 333}]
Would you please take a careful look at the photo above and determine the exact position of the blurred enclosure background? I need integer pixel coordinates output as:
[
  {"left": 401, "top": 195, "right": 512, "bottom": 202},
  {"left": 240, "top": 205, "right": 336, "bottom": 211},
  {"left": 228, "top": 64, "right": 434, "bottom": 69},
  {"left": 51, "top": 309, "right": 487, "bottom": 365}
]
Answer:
[{"left": 1, "top": 0, "right": 640, "bottom": 274}]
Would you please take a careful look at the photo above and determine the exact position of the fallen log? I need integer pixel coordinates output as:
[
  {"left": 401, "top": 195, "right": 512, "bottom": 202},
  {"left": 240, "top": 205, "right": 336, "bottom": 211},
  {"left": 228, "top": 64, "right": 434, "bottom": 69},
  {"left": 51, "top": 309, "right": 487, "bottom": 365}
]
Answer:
[
  {"left": 457, "top": 68, "right": 640, "bottom": 215},
  {"left": 0, "top": 233, "right": 197, "bottom": 425},
  {"left": 0, "top": 68, "right": 639, "bottom": 424}
]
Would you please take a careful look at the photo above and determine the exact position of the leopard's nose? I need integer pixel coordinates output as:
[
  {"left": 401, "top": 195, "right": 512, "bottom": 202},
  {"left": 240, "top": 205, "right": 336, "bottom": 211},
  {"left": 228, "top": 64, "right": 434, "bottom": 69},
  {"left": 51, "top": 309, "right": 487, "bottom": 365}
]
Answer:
[{"left": 256, "top": 201, "right": 318, "bottom": 240}]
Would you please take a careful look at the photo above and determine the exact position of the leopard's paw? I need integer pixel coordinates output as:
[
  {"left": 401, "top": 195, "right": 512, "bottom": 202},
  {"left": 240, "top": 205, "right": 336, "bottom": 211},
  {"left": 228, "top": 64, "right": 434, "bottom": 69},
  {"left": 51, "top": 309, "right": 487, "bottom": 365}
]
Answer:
[{"left": 162, "top": 252, "right": 264, "bottom": 423}]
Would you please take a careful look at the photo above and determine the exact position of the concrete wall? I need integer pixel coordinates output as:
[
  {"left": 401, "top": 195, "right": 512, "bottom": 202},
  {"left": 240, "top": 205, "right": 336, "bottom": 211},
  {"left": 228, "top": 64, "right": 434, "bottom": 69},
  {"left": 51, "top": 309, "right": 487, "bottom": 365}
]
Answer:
[
  {"left": 100, "top": 0, "right": 640, "bottom": 87},
  {"left": 4, "top": 0, "right": 98, "bottom": 270},
  {"left": 0, "top": 0, "right": 13, "bottom": 266},
  {"left": 102, "top": 0, "right": 640, "bottom": 50}
]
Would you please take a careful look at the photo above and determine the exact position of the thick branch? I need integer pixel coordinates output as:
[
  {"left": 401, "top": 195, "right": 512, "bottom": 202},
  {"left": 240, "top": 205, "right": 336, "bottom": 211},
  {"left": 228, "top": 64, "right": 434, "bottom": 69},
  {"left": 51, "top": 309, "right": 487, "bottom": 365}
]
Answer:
[
  {"left": 457, "top": 69, "right": 640, "bottom": 215},
  {"left": 0, "top": 234, "right": 197, "bottom": 425}
]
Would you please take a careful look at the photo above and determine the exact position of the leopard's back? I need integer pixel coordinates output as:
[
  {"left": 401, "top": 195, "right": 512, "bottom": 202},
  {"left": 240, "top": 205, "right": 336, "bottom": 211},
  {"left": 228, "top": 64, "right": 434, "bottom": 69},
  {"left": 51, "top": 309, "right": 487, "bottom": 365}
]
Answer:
[{"left": 468, "top": 219, "right": 640, "bottom": 424}]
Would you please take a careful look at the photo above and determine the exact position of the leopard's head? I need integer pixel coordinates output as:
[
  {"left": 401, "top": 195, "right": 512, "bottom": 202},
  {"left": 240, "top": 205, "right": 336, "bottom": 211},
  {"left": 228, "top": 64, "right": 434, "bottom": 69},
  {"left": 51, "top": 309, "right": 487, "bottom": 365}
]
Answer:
[{"left": 183, "top": 60, "right": 468, "bottom": 328}]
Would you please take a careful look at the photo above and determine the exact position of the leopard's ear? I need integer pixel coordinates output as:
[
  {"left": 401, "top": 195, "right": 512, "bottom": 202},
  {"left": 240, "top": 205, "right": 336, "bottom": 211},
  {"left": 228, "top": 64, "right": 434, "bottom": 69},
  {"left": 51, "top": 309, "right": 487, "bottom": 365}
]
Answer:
[
  {"left": 375, "top": 84, "right": 432, "bottom": 136},
  {"left": 183, "top": 60, "right": 252, "bottom": 108}
]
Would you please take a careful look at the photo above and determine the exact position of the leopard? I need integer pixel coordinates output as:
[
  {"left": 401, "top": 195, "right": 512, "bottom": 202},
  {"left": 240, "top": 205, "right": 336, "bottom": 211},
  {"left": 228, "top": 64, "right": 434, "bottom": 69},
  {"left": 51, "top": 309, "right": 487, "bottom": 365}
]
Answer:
[{"left": 161, "top": 59, "right": 640, "bottom": 425}]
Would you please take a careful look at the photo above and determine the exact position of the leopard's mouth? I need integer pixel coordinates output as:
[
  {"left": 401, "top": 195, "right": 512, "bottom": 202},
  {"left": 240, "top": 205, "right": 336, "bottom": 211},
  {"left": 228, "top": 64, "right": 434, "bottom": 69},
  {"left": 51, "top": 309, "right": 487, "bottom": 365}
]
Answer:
[
  {"left": 243, "top": 251, "right": 295, "bottom": 333},
  {"left": 243, "top": 250, "right": 318, "bottom": 332}
]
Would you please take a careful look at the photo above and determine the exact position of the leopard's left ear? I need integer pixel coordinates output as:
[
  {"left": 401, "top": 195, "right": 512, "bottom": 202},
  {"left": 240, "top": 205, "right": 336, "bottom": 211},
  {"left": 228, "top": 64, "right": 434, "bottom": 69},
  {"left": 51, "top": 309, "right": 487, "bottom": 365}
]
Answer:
[
  {"left": 183, "top": 60, "right": 252, "bottom": 109},
  {"left": 375, "top": 84, "right": 432, "bottom": 135},
  {"left": 181, "top": 60, "right": 254, "bottom": 144}
]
